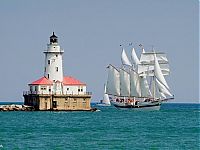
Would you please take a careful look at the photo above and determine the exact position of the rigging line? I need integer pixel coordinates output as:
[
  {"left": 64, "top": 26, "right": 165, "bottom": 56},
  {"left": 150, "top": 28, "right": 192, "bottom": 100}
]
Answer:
[
  {"left": 129, "top": 68, "right": 140, "bottom": 75},
  {"left": 107, "top": 64, "right": 120, "bottom": 72}
]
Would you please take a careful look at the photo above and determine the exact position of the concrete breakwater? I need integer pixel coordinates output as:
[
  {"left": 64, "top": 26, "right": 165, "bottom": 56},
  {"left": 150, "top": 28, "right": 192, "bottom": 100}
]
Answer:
[
  {"left": 0, "top": 104, "right": 98, "bottom": 112},
  {"left": 0, "top": 104, "right": 35, "bottom": 111}
]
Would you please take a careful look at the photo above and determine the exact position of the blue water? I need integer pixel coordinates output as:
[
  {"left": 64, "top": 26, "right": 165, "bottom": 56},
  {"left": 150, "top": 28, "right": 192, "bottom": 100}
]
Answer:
[{"left": 0, "top": 103, "right": 199, "bottom": 150}]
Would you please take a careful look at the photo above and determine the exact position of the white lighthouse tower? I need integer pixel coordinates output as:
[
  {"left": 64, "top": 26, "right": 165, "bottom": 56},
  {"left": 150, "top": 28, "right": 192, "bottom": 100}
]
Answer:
[{"left": 44, "top": 32, "right": 64, "bottom": 82}]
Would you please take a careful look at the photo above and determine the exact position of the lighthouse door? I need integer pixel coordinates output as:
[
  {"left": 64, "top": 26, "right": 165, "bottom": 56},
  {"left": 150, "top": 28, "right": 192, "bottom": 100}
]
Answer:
[{"left": 45, "top": 102, "right": 47, "bottom": 110}]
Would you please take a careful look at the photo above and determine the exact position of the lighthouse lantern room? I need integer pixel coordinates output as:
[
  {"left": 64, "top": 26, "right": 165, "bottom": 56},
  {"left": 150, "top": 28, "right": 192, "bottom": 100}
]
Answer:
[{"left": 23, "top": 33, "right": 91, "bottom": 111}]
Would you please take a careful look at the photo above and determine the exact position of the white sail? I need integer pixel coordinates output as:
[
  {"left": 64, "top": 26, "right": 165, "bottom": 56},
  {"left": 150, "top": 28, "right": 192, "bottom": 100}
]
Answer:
[
  {"left": 142, "top": 48, "right": 145, "bottom": 53},
  {"left": 138, "top": 52, "right": 170, "bottom": 76},
  {"left": 102, "top": 93, "right": 111, "bottom": 105},
  {"left": 154, "top": 54, "right": 172, "bottom": 97},
  {"left": 156, "top": 79, "right": 172, "bottom": 97},
  {"left": 130, "top": 69, "right": 141, "bottom": 97},
  {"left": 140, "top": 52, "right": 168, "bottom": 64},
  {"left": 121, "top": 49, "right": 132, "bottom": 66},
  {"left": 154, "top": 54, "right": 169, "bottom": 89},
  {"left": 106, "top": 65, "right": 120, "bottom": 96},
  {"left": 130, "top": 47, "right": 151, "bottom": 97},
  {"left": 138, "top": 64, "right": 170, "bottom": 76},
  {"left": 120, "top": 69, "right": 130, "bottom": 97},
  {"left": 160, "top": 92, "right": 166, "bottom": 98},
  {"left": 104, "top": 83, "right": 107, "bottom": 93},
  {"left": 140, "top": 75, "right": 152, "bottom": 97},
  {"left": 131, "top": 48, "right": 140, "bottom": 65},
  {"left": 102, "top": 84, "right": 111, "bottom": 105},
  {"left": 156, "top": 90, "right": 166, "bottom": 99}
]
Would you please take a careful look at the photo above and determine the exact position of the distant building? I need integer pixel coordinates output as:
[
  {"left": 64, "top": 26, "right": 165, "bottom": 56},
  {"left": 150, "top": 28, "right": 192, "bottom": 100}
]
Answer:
[{"left": 23, "top": 32, "right": 92, "bottom": 110}]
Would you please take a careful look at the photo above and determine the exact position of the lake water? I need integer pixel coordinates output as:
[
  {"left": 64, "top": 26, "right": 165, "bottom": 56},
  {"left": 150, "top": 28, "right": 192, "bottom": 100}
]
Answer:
[{"left": 0, "top": 103, "right": 199, "bottom": 149}]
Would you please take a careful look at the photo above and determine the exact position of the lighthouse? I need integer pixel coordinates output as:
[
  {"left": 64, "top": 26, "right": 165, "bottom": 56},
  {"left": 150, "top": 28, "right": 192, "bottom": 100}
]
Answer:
[
  {"left": 23, "top": 32, "right": 92, "bottom": 111},
  {"left": 44, "top": 32, "right": 63, "bottom": 82}
]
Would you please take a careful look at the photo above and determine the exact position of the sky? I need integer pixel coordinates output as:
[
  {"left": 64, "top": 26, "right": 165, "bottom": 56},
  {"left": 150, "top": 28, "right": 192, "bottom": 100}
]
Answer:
[{"left": 0, "top": 0, "right": 199, "bottom": 103}]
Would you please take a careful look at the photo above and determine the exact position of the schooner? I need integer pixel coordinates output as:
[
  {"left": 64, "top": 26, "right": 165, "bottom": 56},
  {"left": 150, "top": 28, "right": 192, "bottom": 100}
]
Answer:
[{"left": 106, "top": 45, "right": 174, "bottom": 110}]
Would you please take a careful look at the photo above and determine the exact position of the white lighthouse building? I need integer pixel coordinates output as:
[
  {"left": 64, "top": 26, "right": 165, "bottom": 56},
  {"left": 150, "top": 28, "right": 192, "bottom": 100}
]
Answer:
[
  {"left": 23, "top": 32, "right": 91, "bottom": 111},
  {"left": 44, "top": 32, "right": 63, "bottom": 82},
  {"left": 44, "top": 32, "right": 64, "bottom": 95}
]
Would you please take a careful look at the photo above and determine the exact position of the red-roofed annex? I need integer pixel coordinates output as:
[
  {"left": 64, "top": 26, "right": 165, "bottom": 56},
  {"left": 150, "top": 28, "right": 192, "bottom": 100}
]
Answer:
[
  {"left": 62, "top": 76, "right": 86, "bottom": 86},
  {"left": 29, "top": 76, "right": 86, "bottom": 86},
  {"left": 29, "top": 77, "right": 53, "bottom": 85}
]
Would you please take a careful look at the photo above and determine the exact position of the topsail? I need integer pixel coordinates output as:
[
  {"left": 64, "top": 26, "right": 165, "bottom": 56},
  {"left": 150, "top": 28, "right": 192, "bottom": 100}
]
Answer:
[
  {"left": 121, "top": 49, "right": 132, "bottom": 66},
  {"left": 131, "top": 48, "right": 140, "bottom": 66},
  {"left": 138, "top": 52, "right": 170, "bottom": 76}
]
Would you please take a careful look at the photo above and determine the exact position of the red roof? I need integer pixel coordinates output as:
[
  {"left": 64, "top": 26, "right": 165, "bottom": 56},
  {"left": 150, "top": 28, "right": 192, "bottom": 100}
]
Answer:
[
  {"left": 62, "top": 76, "right": 86, "bottom": 86},
  {"left": 29, "top": 77, "right": 53, "bottom": 85},
  {"left": 29, "top": 76, "right": 86, "bottom": 86}
]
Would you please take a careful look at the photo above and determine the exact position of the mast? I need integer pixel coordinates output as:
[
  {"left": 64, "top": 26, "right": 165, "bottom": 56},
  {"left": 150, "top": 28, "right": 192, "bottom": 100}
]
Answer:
[
  {"left": 138, "top": 45, "right": 152, "bottom": 98},
  {"left": 130, "top": 47, "right": 142, "bottom": 98},
  {"left": 153, "top": 52, "right": 156, "bottom": 100},
  {"left": 120, "top": 68, "right": 130, "bottom": 97}
]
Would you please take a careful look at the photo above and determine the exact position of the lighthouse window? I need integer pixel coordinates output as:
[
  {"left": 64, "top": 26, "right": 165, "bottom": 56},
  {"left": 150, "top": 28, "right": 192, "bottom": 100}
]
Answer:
[
  {"left": 48, "top": 60, "right": 50, "bottom": 64},
  {"left": 47, "top": 74, "right": 49, "bottom": 79},
  {"left": 56, "top": 67, "right": 58, "bottom": 72},
  {"left": 41, "top": 86, "right": 47, "bottom": 90},
  {"left": 78, "top": 87, "right": 83, "bottom": 92},
  {"left": 56, "top": 55, "right": 58, "bottom": 57},
  {"left": 35, "top": 86, "right": 38, "bottom": 91},
  {"left": 30, "top": 86, "right": 33, "bottom": 92}
]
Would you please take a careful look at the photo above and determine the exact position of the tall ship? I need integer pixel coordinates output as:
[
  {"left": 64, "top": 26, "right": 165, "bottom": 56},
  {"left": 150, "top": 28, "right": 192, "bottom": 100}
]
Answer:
[{"left": 106, "top": 45, "right": 174, "bottom": 110}]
